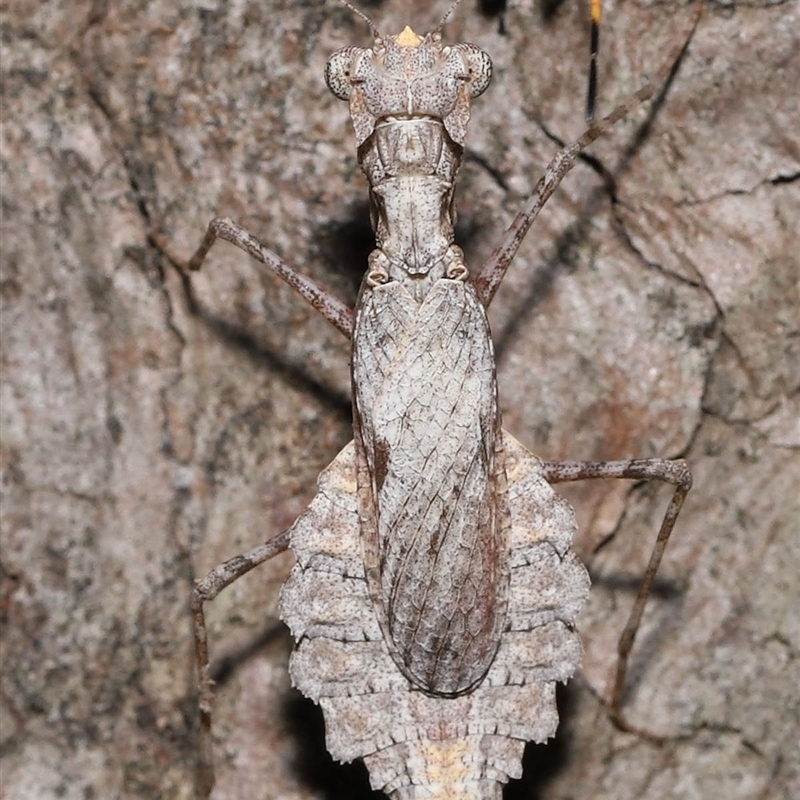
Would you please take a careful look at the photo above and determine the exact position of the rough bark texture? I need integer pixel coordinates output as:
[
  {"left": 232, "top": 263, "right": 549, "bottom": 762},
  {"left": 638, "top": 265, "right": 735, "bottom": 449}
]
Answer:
[{"left": 1, "top": 1, "right": 798, "bottom": 799}]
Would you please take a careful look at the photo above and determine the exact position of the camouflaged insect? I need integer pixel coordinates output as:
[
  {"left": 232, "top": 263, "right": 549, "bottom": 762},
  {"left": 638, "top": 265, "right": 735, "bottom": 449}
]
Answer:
[{"left": 279, "top": 24, "right": 590, "bottom": 800}]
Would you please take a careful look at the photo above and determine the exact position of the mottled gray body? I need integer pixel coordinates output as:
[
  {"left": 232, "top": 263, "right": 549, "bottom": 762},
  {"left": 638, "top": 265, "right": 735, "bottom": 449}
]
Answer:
[
  {"left": 284, "top": 22, "right": 586, "bottom": 799},
  {"left": 332, "top": 27, "right": 509, "bottom": 696}
]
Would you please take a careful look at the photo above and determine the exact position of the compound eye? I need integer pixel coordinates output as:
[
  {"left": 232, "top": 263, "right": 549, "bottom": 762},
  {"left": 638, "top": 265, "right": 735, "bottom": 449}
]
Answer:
[
  {"left": 325, "top": 47, "right": 358, "bottom": 100},
  {"left": 460, "top": 45, "right": 492, "bottom": 99}
]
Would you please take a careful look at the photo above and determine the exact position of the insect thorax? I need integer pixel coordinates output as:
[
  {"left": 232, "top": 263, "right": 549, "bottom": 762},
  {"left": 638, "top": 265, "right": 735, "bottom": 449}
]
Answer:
[{"left": 326, "top": 27, "right": 492, "bottom": 296}]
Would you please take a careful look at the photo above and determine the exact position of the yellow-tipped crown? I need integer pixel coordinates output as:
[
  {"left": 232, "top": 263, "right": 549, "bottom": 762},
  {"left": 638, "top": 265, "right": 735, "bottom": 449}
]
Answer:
[{"left": 396, "top": 26, "right": 422, "bottom": 47}]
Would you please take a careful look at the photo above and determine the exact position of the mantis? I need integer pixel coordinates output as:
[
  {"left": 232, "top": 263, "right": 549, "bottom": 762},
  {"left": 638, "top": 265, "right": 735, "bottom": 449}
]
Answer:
[{"left": 180, "top": 2, "right": 701, "bottom": 797}]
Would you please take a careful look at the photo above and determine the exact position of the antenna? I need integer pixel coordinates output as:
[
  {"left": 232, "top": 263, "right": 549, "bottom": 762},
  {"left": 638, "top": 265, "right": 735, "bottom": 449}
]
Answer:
[
  {"left": 435, "top": 0, "right": 465, "bottom": 35},
  {"left": 338, "top": 0, "right": 381, "bottom": 40}
]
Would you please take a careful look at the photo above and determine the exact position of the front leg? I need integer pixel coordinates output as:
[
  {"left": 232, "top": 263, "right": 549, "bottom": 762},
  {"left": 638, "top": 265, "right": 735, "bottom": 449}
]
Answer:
[
  {"left": 541, "top": 458, "right": 692, "bottom": 734},
  {"left": 163, "top": 216, "right": 355, "bottom": 338}
]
